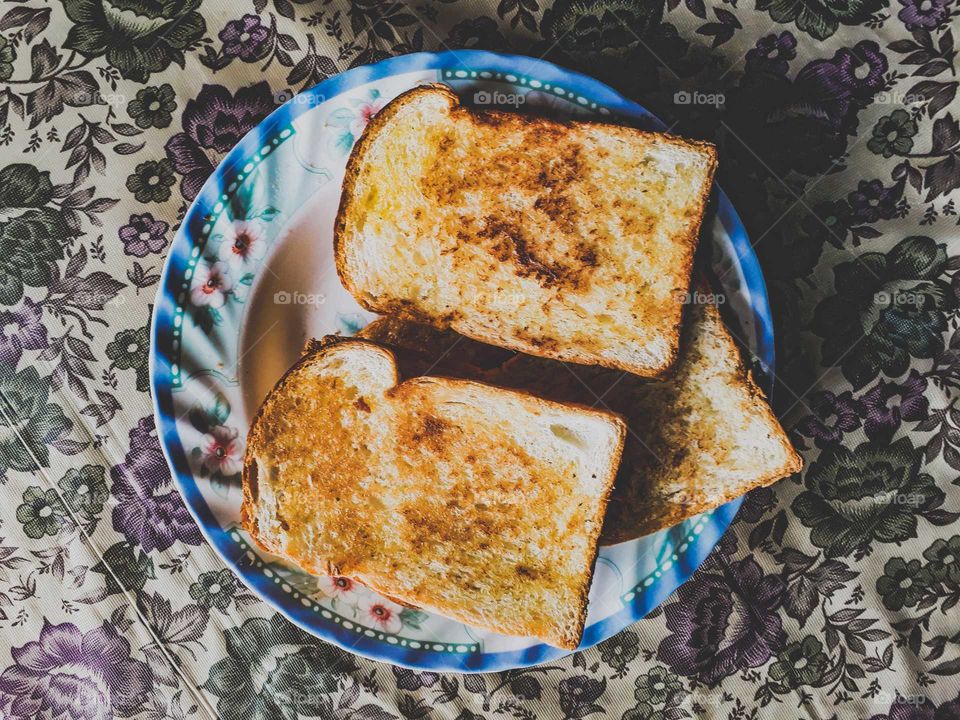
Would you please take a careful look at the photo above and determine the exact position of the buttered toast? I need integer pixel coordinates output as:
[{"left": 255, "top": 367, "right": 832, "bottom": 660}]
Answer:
[
  {"left": 335, "top": 84, "right": 717, "bottom": 379},
  {"left": 360, "top": 298, "right": 802, "bottom": 543},
  {"left": 241, "top": 338, "right": 626, "bottom": 649}
]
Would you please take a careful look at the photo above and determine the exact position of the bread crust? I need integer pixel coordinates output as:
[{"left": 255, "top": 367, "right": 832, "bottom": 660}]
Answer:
[
  {"left": 241, "top": 336, "right": 625, "bottom": 649},
  {"left": 334, "top": 83, "right": 717, "bottom": 380}
]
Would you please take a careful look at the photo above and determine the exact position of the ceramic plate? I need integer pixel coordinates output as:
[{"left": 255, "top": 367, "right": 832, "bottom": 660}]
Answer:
[{"left": 151, "top": 51, "right": 774, "bottom": 672}]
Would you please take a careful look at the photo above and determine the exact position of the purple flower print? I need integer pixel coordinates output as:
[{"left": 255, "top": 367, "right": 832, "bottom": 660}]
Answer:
[
  {"left": 794, "top": 40, "right": 888, "bottom": 132},
  {"left": 937, "top": 694, "right": 960, "bottom": 719},
  {"left": 184, "top": 83, "right": 274, "bottom": 154},
  {"left": 163, "top": 133, "right": 214, "bottom": 201},
  {"left": 0, "top": 619, "right": 151, "bottom": 720},
  {"left": 745, "top": 32, "right": 797, "bottom": 75},
  {"left": 897, "top": 0, "right": 951, "bottom": 29},
  {"left": 729, "top": 41, "right": 887, "bottom": 177},
  {"left": 848, "top": 179, "right": 902, "bottom": 223},
  {"left": 799, "top": 40, "right": 887, "bottom": 100},
  {"left": 796, "top": 390, "right": 865, "bottom": 448},
  {"left": 164, "top": 82, "right": 274, "bottom": 200},
  {"left": 861, "top": 370, "right": 929, "bottom": 444},
  {"left": 111, "top": 416, "right": 203, "bottom": 552},
  {"left": 118, "top": 213, "right": 169, "bottom": 257},
  {"left": 0, "top": 298, "right": 47, "bottom": 367},
  {"left": 219, "top": 14, "right": 270, "bottom": 61},
  {"left": 657, "top": 557, "right": 785, "bottom": 685}
]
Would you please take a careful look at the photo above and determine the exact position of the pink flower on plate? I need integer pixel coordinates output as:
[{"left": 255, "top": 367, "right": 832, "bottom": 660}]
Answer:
[
  {"left": 201, "top": 425, "right": 243, "bottom": 477},
  {"left": 190, "top": 260, "right": 234, "bottom": 308},
  {"left": 217, "top": 220, "right": 267, "bottom": 271},
  {"left": 358, "top": 595, "right": 403, "bottom": 634},
  {"left": 319, "top": 576, "right": 357, "bottom": 598},
  {"left": 349, "top": 98, "right": 385, "bottom": 137}
]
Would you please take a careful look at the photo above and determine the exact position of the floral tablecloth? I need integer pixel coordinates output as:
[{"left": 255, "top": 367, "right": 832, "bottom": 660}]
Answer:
[{"left": 0, "top": 0, "right": 958, "bottom": 718}]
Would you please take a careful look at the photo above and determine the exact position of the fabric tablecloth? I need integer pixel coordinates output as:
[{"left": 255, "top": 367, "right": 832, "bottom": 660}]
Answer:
[{"left": 0, "top": 1, "right": 958, "bottom": 718}]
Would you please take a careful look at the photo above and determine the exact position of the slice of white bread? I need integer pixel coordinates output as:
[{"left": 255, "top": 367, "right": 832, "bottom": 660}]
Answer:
[
  {"left": 335, "top": 83, "right": 717, "bottom": 379},
  {"left": 241, "top": 338, "right": 626, "bottom": 649},
  {"left": 360, "top": 297, "right": 802, "bottom": 544}
]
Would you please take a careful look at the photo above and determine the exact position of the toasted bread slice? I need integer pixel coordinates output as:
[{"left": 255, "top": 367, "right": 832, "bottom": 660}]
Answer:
[
  {"left": 241, "top": 338, "right": 626, "bottom": 649},
  {"left": 360, "top": 300, "right": 802, "bottom": 543},
  {"left": 335, "top": 84, "right": 717, "bottom": 378}
]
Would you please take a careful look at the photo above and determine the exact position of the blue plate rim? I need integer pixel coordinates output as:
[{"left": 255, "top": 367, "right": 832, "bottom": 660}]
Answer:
[{"left": 150, "top": 50, "right": 772, "bottom": 672}]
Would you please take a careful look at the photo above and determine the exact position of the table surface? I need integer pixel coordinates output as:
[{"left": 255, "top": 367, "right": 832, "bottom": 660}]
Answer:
[{"left": 1, "top": 1, "right": 958, "bottom": 719}]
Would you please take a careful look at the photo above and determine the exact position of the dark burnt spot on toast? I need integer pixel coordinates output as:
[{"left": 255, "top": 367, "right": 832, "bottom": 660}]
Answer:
[
  {"left": 403, "top": 413, "right": 452, "bottom": 453},
  {"left": 470, "top": 110, "right": 510, "bottom": 127},
  {"left": 476, "top": 217, "right": 598, "bottom": 290},
  {"left": 479, "top": 220, "right": 561, "bottom": 287},
  {"left": 512, "top": 232, "right": 564, "bottom": 286},
  {"left": 534, "top": 193, "right": 576, "bottom": 233},
  {"left": 533, "top": 124, "right": 569, "bottom": 145},
  {"left": 536, "top": 145, "right": 583, "bottom": 189},
  {"left": 417, "top": 415, "right": 448, "bottom": 440},
  {"left": 437, "top": 133, "right": 454, "bottom": 152},
  {"left": 516, "top": 564, "right": 538, "bottom": 579},
  {"left": 513, "top": 328, "right": 560, "bottom": 352},
  {"left": 246, "top": 456, "right": 259, "bottom": 504},
  {"left": 577, "top": 243, "right": 598, "bottom": 268},
  {"left": 354, "top": 397, "right": 371, "bottom": 413}
]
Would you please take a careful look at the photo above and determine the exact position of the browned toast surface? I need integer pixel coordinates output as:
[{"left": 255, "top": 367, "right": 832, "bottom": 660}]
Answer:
[
  {"left": 241, "top": 338, "right": 626, "bottom": 648},
  {"left": 335, "top": 84, "right": 717, "bottom": 378}
]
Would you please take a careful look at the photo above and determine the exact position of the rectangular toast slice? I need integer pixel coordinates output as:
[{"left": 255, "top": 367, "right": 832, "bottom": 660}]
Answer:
[
  {"left": 360, "top": 299, "right": 802, "bottom": 543},
  {"left": 335, "top": 84, "right": 717, "bottom": 379},
  {"left": 241, "top": 338, "right": 626, "bottom": 649}
]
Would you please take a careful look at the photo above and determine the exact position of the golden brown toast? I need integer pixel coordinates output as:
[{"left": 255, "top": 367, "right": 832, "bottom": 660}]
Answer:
[
  {"left": 335, "top": 84, "right": 717, "bottom": 379},
  {"left": 360, "top": 300, "right": 802, "bottom": 543},
  {"left": 241, "top": 338, "right": 626, "bottom": 648}
]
